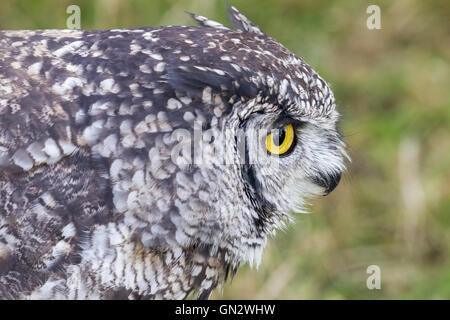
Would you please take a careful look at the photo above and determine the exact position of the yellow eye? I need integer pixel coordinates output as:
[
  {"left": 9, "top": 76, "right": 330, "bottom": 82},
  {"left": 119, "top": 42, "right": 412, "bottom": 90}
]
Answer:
[{"left": 266, "top": 124, "right": 295, "bottom": 155}]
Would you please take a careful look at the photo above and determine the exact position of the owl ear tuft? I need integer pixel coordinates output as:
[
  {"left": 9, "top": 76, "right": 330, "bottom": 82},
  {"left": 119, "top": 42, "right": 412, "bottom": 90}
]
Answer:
[
  {"left": 186, "top": 12, "right": 230, "bottom": 30},
  {"left": 225, "top": 2, "right": 266, "bottom": 36}
]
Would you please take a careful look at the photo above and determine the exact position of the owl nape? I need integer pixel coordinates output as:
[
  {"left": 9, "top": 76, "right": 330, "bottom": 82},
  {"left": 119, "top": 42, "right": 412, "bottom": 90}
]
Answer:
[{"left": 0, "top": 4, "right": 347, "bottom": 299}]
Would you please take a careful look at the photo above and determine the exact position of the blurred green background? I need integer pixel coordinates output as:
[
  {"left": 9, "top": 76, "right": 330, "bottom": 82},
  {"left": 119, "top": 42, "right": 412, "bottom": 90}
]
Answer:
[{"left": 1, "top": 0, "right": 449, "bottom": 299}]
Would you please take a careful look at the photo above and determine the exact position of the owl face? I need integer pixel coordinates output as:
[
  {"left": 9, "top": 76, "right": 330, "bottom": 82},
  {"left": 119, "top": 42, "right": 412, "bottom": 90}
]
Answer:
[{"left": 239, "top": 109, "right": 346, "bottom": 217}]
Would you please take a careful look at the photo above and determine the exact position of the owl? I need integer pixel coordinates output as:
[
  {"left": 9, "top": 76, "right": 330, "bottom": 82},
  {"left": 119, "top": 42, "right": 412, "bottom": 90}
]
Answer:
[{"left": 0, "top": 5, "right": 347, "bottom": 299}]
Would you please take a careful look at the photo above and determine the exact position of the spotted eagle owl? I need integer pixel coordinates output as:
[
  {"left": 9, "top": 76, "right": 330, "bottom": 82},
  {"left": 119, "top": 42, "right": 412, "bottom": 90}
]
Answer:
[{"left": 0, "top": 5, "right": 347, "bottom": 299}]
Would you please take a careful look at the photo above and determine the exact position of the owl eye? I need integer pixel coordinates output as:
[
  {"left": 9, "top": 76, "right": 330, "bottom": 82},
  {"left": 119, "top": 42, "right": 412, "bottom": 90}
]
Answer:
[{"left": 265, "top": 123, "right": 295, "bottom": 155}]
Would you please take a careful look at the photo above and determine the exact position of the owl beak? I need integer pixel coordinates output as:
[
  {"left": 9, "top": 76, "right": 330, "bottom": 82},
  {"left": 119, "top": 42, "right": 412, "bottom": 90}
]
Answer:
[{"left": 312, "top": 172, "right": 342, "bottom": 196}]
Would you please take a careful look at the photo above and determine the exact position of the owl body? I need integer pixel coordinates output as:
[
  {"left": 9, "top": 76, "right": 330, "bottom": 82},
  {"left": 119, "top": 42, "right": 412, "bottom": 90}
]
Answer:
[{"left": 0, "top": 6, "right": 346, "bottom": 299}]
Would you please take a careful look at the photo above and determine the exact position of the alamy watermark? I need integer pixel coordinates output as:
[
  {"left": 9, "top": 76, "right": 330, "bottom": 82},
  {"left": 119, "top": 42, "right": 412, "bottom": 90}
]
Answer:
[
  {"left": 66, "top": 5, "right": 81, "bottom": 30},
  {"left": 164, "top": 121, "right": 283, "bottom": 174},
  {"left": 366, "top": 265, "right": 381, "bottom": 289},
  {"left": 366, "top": 5, "right": 381, "bottom": 30}
]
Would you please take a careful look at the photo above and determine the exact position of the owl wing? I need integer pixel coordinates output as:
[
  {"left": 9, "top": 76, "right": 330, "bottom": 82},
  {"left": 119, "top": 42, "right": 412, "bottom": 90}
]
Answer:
[
  {"left": 0, "top": 28, "right": 229, "bottom": 298},
  {"left": 0, "top": 31, "right": 111, "bottom": 297},
  {"left": 0, "top": 31, "right": 83, "bottom": 174}
]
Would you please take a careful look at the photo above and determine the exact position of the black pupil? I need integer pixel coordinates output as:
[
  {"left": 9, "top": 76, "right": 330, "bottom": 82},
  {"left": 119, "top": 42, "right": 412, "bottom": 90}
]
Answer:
[{"left": 273, "top": 127, "right": 286, "bottom": 146}]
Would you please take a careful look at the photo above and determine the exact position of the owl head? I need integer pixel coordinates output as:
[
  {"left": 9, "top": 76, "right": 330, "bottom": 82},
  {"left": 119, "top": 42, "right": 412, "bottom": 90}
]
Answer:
[{"left": 158, "top": 5, "right": 348, "bottom": 268}]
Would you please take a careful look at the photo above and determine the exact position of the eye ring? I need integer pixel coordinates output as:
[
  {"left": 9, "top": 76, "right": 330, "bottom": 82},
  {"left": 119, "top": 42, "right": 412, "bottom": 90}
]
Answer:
[{"left": 266, "top": 123, "right": 295, "bottom": 155}]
